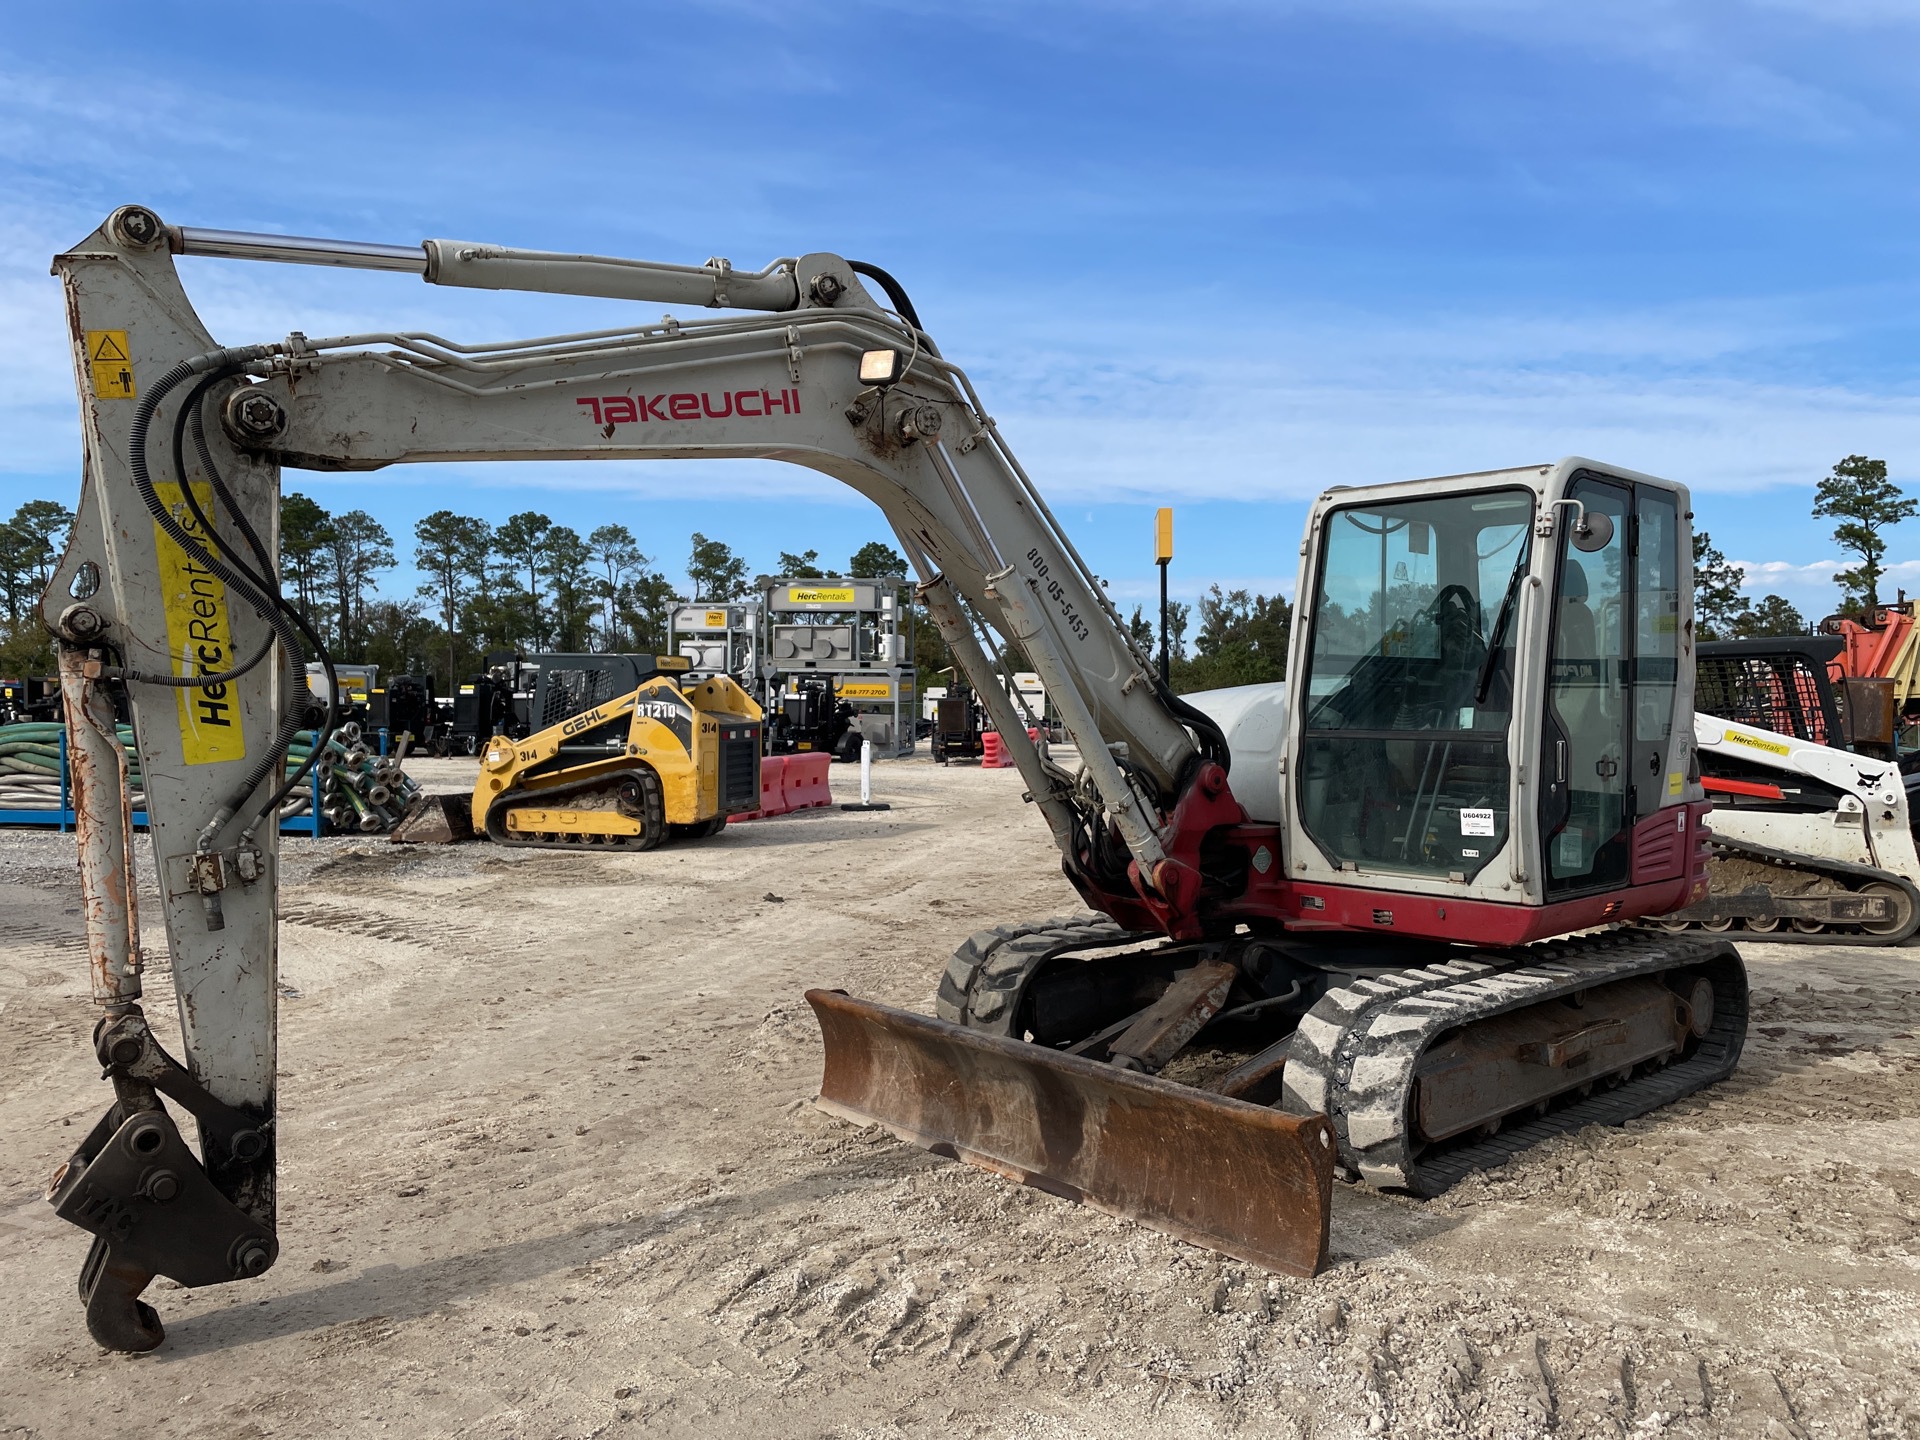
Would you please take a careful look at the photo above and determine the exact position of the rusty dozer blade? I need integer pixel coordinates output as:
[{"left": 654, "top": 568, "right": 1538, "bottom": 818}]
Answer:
[{"left": 805, "top": 989, "right": 1336, "bottom": 1277}]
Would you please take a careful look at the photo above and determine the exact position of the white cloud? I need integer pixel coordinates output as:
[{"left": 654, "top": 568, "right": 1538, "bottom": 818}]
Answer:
[{"left": 1732, "top": 556, "right": 1920, "bottom": 611}]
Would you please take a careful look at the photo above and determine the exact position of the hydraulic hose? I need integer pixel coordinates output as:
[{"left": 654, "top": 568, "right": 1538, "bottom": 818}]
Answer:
[
  {"left": 847, "top": 261, "right": 939, "bottom": 357},
  {"left": 126, "top": 347, "right": 320, "bottom": 850},
  {"left": 174, "top": 371, "right": 341, "bottom": 833}
]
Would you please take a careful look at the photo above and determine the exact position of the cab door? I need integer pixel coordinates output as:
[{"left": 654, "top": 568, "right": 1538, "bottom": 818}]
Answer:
[
  {"left": 1540, "top": 475, "right": 1632, "bottom": 895},
  {"left": 1630, "top": 488, "right": 1683, "bottom": 820}
]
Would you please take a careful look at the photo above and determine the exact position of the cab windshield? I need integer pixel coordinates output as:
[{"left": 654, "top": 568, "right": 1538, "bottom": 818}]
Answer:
[{"left": 1298, "top": 488, "right": 1532, "bottom": 881}]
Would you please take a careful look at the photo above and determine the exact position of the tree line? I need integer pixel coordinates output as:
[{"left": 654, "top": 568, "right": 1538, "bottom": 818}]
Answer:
[
  {"left": 1, "top": 455, "right": 1913, "bottom": 686},
  {"left": 0, "top": 501, "right": 75, "bottom": 674},
  {"left": 1129, "top": 588, "right": 1293, "bottom": 694},
  {"left": 285, "top": 495, "right": 936, "bottom": 692}
]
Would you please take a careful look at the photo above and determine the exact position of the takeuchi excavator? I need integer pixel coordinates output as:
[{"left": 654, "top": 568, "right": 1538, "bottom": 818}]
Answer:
[{"left": 42, "top": 205, "right": 1745, "bottom": 1352}]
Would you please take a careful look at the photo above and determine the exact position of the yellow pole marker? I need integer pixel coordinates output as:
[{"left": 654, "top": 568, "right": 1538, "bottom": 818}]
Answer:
[{"left": 1155, "top": 508, "right": 1174, "bottom": 685}]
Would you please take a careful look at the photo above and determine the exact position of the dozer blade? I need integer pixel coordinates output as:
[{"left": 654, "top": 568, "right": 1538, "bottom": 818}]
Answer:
[
  {"left": 805, "top": 989, "right": 1337, "bottom": 1277},
  {"left": 390, "top": 793, "right": 476, "bottom": 845}
]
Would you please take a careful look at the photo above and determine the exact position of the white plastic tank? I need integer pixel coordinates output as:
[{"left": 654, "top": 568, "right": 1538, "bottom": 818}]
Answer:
[{"left": 1181, "top": 683, "right": 1288, "bottom": 824}]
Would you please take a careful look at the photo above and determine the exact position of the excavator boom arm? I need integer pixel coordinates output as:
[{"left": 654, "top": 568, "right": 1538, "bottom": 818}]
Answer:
[{"left": 34, "top": 206, "right": 1282, "bottom": 1347}]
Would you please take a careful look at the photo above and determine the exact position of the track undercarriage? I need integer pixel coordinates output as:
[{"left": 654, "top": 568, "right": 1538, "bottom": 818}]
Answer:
[
  {"left": 812, "top": 914, "right": 1748, "bottom": 1274},
  {"left": 1654, "top": 837, "right": 1920, "bottom": 945},
  {"left": 483, "top": 767, "right": 678, "bottom": 850}
]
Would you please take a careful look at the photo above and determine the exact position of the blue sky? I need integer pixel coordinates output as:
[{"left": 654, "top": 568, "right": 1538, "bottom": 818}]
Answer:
[{"left": 5, "top": 1, "right": 1919, "bottom": 621}]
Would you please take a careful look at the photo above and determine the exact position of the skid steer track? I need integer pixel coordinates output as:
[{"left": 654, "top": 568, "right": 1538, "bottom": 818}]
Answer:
[
  {"left": 1654, "top": 836, "right": 1920, "bottom": 945},
  {"left": 484, "top": 767, "right": 666, "bottom": 850}
]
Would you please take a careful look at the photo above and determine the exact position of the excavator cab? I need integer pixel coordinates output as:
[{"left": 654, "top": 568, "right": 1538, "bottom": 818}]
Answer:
[{"left": 1282, "top": 461, "right": 1706, "bottom": 941}]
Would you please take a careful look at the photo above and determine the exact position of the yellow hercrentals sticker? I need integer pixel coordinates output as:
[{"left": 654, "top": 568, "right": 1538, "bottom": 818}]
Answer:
[
  {"left": 1667, "top": 771, "right": 1683, "bottom": 796},
  {"left": 152, "top": 482, "right": 246, "bottom": 765},
  {"left": 837, "top": 678, "right": 892, "bottom": 699},
  {"left": 1724, "top": 729, "right": 1791, "bottom": 758},
  {"left": 789, "top": 586, "right": 855, "bottom": 605},
  {"left": 705, "top": 610, "right": 727, "bottom": 628}
]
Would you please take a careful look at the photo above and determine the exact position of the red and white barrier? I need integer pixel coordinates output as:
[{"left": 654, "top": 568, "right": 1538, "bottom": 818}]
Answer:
[
  {"left": 783, "top": 751, "right": 834, "bottom": 810},
  {"left": 729, "top": 755, "right": 792, "bottom": 822}
]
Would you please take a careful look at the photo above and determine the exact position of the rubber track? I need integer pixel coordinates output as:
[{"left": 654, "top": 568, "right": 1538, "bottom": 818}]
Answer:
[
  {"left": 935, "top": 912, "right": 1153, "bottom": 1035},
  {"left": 1655, "top": 836, "right": 1920, "bottom": 946},
  {"left": 1280, "top": 929, "right": 1747, "bottom": 1195},
  {"left": 485, "top": 766, "right": 664, "bottom": 850}
]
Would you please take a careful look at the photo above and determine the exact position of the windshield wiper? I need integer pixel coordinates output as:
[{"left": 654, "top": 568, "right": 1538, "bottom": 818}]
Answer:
[{"left": 1474, "top": 546, "right": 1532, "bottom": 705}]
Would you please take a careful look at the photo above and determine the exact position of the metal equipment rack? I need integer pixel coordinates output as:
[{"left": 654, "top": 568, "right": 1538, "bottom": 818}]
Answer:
[
  {"left": 669, "top": 600, "right": 762, "bottom": 685},
  {"left": 758, "top": 575, "right": 915, "bottom": 757}
]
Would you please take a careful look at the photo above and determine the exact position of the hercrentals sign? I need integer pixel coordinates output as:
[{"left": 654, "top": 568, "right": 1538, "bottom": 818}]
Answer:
[{"left": 153, "top": 482, "right": 247, "bottom": 766}]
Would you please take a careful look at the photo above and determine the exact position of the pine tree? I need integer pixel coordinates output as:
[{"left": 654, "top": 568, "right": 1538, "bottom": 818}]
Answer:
[
  {"left": 688, "top": 532, "right": 748, "bottom": 601},
  {"left": 777, "top": 549, "right": 825, "bottom": 578},
  {"left": 1813, "top": 455, "right": 1915, "bottom": 615},
  {"left": 849, "top": 540, "right": 908, "bottom": 578},
  {"left": 413, "top": 511, "right": 492, "bottom": 688},
  {"left": 1692, "top": 531, "right": 1748, "bottom": 641}
]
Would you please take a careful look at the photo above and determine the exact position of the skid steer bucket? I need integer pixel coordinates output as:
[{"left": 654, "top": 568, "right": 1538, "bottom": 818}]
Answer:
[{"left": 805, "top": 990, "right": 1337, "bottom": 1276}]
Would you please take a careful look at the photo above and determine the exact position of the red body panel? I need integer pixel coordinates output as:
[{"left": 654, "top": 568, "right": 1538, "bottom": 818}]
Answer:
[{"left": 1068, "top": 783, "right": 1713, "bottom": 949}]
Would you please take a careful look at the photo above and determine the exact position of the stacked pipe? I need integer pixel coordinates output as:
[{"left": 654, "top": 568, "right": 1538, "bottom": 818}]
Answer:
[
  {"left": 302, "top": 723, "right": 421, "bottom": 834},
  {"left": 0, "top": 721, "right": 138, "bottom": 810},
  {"left": 0, "top": 720, "right": 421, "bottom": 833}
]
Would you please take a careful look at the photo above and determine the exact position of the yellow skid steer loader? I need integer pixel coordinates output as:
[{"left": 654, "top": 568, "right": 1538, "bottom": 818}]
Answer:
[{"left": 472, "top": 656, "right": 763, "bottom": 849}]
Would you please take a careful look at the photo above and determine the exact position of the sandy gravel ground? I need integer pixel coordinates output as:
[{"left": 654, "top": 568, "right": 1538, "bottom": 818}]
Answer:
[{"left": 2, "top": 755, "right": 1918, "bottom": 1439}]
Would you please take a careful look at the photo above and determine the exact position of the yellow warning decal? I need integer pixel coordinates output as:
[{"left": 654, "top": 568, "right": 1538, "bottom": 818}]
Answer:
[
  {"left": 789, "top": 586, "right": 855, "bottom": 605},
  {"left": 837, "top": 678, "right": 892, "bottom": 699},
  {"left": 1724, "top": 729, "right": 1791, "bottom": 758},
  {"left": 86, "top": 330, "right": 136, "bottom": 399},
  {"left": 1667, "top": 771, "right": 1683, "bottom": 796},
  {"left": 152, "top": 481, "right": 247, "bottom": 766}
]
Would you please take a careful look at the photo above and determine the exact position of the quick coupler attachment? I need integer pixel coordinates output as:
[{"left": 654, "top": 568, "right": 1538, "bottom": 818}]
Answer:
[{"left": 47, "top": 1104, "right": 278, "bottom": 1351}]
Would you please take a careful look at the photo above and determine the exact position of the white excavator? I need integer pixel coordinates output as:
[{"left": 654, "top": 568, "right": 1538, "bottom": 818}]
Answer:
[{"left": 42, "top": 205, "right": 1747, "bottom": 1351}]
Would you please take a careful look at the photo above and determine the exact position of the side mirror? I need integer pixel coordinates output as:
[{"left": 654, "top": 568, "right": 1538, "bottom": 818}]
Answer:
[{"left": 1571, "top": 510, "right": 1614, "bottom": 553}]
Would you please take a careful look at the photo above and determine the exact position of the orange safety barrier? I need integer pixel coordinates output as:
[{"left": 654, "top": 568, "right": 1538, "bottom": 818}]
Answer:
[
  {"left": 783, "top": 751, "right": 834, "bottom": 810},
  {"left": 729, "top": 755, "right": 791, "bottom": 822},
  {"left": 982, "top": 732, "right": 1013, "bottom": 769}
]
